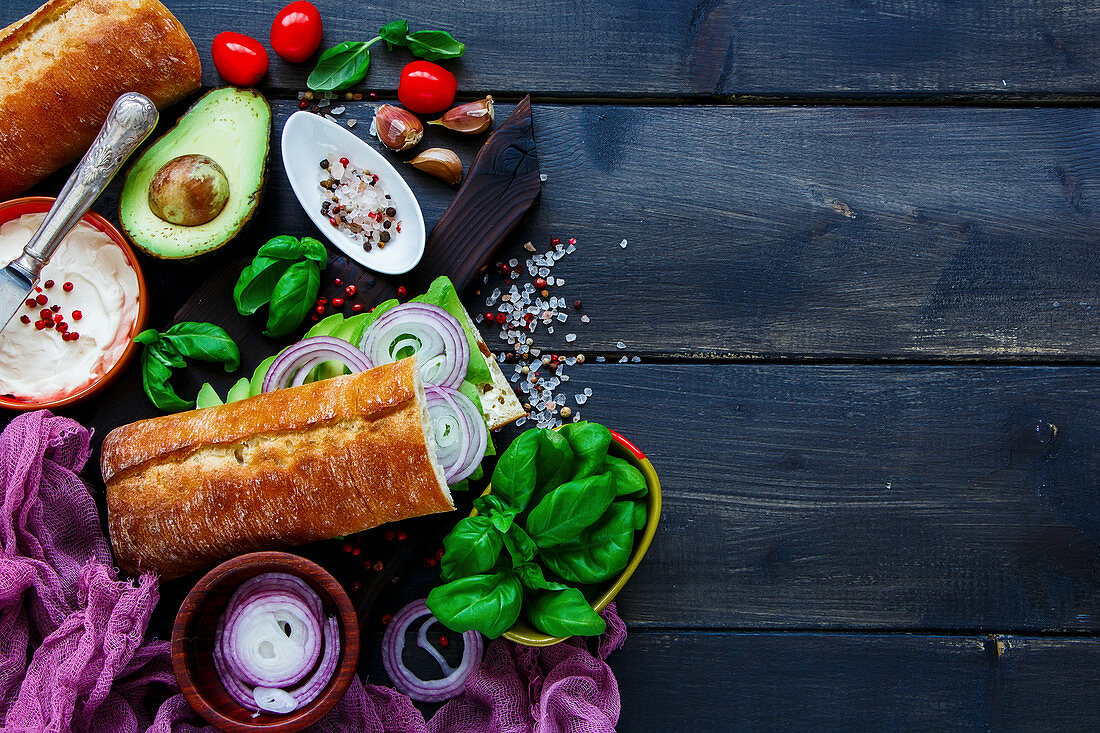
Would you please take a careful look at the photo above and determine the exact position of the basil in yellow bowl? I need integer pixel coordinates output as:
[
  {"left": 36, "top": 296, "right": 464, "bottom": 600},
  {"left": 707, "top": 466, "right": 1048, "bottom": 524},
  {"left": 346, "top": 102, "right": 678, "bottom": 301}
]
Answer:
[{"left": 426, "top": 422, "right": 661, "bottom": 646}]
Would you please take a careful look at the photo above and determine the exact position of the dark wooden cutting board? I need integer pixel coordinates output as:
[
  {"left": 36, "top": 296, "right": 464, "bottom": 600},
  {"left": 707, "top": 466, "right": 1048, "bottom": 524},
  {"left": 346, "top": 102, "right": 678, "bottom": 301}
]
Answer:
[{"left": 86, "top": 97, "right": 540, "bottom": 650}]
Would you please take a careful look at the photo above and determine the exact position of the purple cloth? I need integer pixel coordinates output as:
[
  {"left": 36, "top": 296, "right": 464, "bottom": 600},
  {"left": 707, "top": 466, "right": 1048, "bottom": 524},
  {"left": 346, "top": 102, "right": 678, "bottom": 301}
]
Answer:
[{"left": 0, "top": 411, "right": 625, "bottom": 733}]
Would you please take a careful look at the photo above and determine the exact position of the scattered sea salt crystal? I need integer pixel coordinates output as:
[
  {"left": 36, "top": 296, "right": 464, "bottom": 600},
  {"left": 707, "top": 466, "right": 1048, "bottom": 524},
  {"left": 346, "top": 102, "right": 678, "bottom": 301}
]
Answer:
[
  {"left": 561, "top": 374, "right": 570, "bottom": 381},
  {"left": 584, "top": 388, "right": 592, "bottom": 396},
  {"left": 298, "top": 91, "right": 307, "bottom": 99},
  {"left": 616, "top": 341, "right": 626, "bottom": 349},
  {"left": 539, "top": 267, "right": 550, "bottom": 277},
  {"left": 619, "top": 239, "right": 628, "bottom": 249},
  {"left": 596, "top": 356, "right": 606, "bottom": 363},
  {"left": 475, "top": 314, "right": 483, "bottom": 323},
  {"left": 546, "top": 276, "right": 555, "bottom": 286},
  {"left": 539, "top": 174, "right": 548, "bottom": 182},
  {"left": 332, "top": 106, "right": 346, "bottom": 115},
  {"left": 566, "top": 244, "right": 576, "bottom": 254},
  {"left": 557, "top": 313, "right": 568, "bottom": 322},
  {"left": 524, "top": 242, "right": 536, "bottom": 252},
  {"left": 565, "top": 333, "right": 577, "bottom": 342},
  {"left": 318, "top": 99, "right": 330, "bottom": 108},
  {"left": 573, "top": 414, "right": 581, "bottom": 422},
  {"left": 516, "top": 417, "right": 527, "bottom": 427},
  {"left": 619, "top": 357, "right": 628, "bottom": 363},
  {"left": 486, "top": 288, "right": 501, "bottom": 306},
  {"left": 580, "top": 315, "right": 590, "bottom": 323},
  {"left": 631, "top": 356, "right": 641, "bottom": 362},
  {"left": 510, "top": 373, "right": 520, "bottom": 382},
  {"left": 575, "top": 393, "right": 588, "bottom": 405},
  {"left": 347, "top": 119, "right": 357, "bottom": 128},
  {"left": 509, "top": 258, "right": 519, "bottom": 267},
  {"left": 556, "top": 278, "right": 565, "bottom": 286},
  {"left": 565, "top": 357, "right": 577, "bottom": 366},
  {"left": 547, "top": 326, "right": 554, "bottom": 334}
]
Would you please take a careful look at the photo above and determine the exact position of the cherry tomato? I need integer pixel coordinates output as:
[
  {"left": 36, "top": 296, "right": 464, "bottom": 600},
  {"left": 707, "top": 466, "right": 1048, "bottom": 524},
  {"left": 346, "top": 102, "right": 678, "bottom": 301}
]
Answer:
[
  {"left": 271, "top": 1, "right": 323, "bottom": 63},
  {"left": 211, "top": 32, "right": 269, "bottom": 87},
  {"left": 398, "top": 61, "right": 457, "bottom": 115}
]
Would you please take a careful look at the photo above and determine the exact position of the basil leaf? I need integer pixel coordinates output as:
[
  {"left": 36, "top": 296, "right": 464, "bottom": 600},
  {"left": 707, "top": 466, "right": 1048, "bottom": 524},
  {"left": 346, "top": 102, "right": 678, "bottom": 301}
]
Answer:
[
  {"left": 541, "top": 502, "right": 635, "bottom": 584},
  {"left": 234, "top": 256, "right": 291, "bottom": 316},
  {"left": 163, "top": 322, "right": 240, "bottom": 371},
  {"left": 405, "top": 30, "right": 465, "bottom": 61},
  {"left": 439, "top": 515, "right": 503, "bottom": 582},
  {"left": 379, "top": 19, "right": 409, "bottom": 49},
  {"left": 256, "top": 235, "right": 305, "bottom": 260},
  {"left": 298, "top": 237, "right": 328, "bottom": 265},
  {"left": 632, "top": 500, "right": 648, "bottom": 530},
  {"left": 536, "top": 429, "right": 574, "bottom": 494},
  {"left": 473, "top": 494, "right": 519, "bottom": 533},
  {"left": 133, "top": 329, "right": 160, "bottom": 346},
  {"left": 264, "top": 261, "right": 321, "bottom": 338},
  {"left": 149, "top": 341, "right": 186, "bottom": 369},
  {"left": 140, "top": 351, "right": 193, "bottom": 412},
  {"left": 490, "top": 429, "right": 540, "bottom": 511},
  {"left": 559, "top": 421, "right": 612, "bottom": 480},
  {"left": 524, "top": 473, "right": 615, "bottom": 549},
  {"left": 525, "top": 588, "right": 606, "bottom": 638},
  {"left": 603, "top": 454, "right": 648, "bottom": 498},
  {"left": 426, "top": 571, "right": 522, "bottom": 639},
  {"left": 515, "top": 562, "right": 568, "bottom": 592},
  {"left": 307, "top": 41, "right": 374, "bottom": 91},
  {"left": 502, "top": 524, "right": 537, "bottom": 567}
]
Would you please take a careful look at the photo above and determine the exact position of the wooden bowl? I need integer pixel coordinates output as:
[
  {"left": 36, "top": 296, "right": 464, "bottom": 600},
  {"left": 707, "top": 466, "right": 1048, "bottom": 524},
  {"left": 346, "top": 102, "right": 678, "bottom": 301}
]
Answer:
[
  {"left": 0, "top": 196, "right": 148, "bottom": 411},
  {"left": 171, "top": 552, "right": 360, "bottom": 732},
  {"left": 476, "top": 429, "right": 662, "bottom": 647}
]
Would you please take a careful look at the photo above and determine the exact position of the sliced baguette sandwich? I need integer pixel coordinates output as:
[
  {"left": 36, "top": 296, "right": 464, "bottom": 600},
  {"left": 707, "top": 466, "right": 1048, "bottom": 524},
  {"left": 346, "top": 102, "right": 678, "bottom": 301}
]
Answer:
[
  {"left": 456, "top": 302, "right": 526, "bottom": 430},
  {"left": 102, "top": 357, "right": 454, "bottom": 579}
]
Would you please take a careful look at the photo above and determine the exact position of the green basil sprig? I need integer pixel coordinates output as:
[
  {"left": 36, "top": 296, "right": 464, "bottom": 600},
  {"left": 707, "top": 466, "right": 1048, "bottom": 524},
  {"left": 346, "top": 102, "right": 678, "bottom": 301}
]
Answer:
[
  {"left": 429, "top": 422, "right": 647, "bottom": 640},
  {"left": 234, "top": 235, "right": 327, "bottom": 338},
  {"left": 307, "top": 19, "right": 465, "bottom": 91},
  {"left": 133, "top": 322, "right": 240, "bottom": 412}
]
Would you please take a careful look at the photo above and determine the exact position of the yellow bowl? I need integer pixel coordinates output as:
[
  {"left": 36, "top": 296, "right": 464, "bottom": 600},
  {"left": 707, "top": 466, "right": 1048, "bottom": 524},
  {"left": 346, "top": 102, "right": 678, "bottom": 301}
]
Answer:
[{"left": 474, "top": 429, "right": 662, "bottom": 647}]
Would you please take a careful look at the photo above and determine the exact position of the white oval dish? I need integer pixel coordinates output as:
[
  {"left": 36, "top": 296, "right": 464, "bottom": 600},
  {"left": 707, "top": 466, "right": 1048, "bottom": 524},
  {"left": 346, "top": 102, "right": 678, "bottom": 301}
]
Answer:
[{"left": 281, "top": 111, "right": 426, "bottom": 275}]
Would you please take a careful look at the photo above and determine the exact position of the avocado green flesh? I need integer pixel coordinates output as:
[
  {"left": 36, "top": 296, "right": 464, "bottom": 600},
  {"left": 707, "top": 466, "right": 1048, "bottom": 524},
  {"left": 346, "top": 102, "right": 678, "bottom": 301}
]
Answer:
[{"left": 119, "top": 88, "right": 271, "bottom": 259}]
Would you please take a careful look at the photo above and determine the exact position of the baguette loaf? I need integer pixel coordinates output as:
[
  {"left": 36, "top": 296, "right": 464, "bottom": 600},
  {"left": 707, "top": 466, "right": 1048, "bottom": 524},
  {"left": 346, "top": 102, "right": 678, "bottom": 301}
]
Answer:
[
  {"left": 0, "top": 0, "right": 201, "bottom": 199},
  {"left": 102, "top": 358, "right": 454, "bottom": 579}
]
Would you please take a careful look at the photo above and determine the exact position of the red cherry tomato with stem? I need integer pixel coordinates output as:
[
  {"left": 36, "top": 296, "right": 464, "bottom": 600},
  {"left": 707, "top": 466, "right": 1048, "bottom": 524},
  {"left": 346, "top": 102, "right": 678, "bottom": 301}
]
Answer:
[
  {"left": 398, "top": 60, "right": 457, "bottom": 115},
  {"left": 271, "top": 1, "right": 323, "bottom": 63},
  {"left": 211, "top": 32, "right": 269, "bottom": 87}
]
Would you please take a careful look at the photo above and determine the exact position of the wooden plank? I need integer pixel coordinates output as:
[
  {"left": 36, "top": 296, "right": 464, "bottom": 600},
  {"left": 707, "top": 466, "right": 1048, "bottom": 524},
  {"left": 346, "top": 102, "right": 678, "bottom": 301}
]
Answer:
[
  {"left": 58, "top": 100, "right": 1100, "bottom": 361},
  {"left": 564, "top": 363, "right": 1100, "bottom": 631},
  {"left": 7, "top": 1, "right": 1100, "bottom": 98},
  {"left": 350, "top": 630, "right": 1100, "bottom": 731}
]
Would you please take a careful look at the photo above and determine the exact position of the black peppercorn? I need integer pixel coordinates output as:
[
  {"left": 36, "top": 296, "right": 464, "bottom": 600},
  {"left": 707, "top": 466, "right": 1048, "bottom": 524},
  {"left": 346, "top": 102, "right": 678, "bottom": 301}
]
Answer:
[
  {"left": 380, "top": 231, "right": 391, "bottom": 243},
  {"left": 385, "top": 207, "right": 397, "bottom": 217},
  {"left": 321, "top": 201, "right": 331, "bottom": 214},
  {"left": 382, "top": 220, "right": 391, "bottom": 229},
  {"left": 320, "top": 159, "right": 330, "bottom": 169}
]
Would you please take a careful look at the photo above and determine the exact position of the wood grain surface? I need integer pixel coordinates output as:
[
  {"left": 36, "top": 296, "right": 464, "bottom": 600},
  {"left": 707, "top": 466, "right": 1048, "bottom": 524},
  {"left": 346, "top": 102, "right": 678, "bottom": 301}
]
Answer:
[
  {"left": 7, "top": 0, "right": 1100, "bottom": 99},
  {"left": 4, "top": 0, "right": 1100, "bottom": 729}
]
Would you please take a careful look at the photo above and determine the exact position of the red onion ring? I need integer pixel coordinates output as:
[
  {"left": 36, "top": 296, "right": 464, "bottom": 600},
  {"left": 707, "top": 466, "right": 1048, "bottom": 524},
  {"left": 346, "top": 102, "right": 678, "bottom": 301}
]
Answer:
[
  {"left": 214, "top": 572, "right": 339, "bottom": 715},
  {"left": 262, "top": 336, "right": 374, "bottom": 392},
  {"left": 360, "top": 303, "right": 469, "bottom": 388},
  {"left": 424, "top": 385, "right": 487, "bottom": 484},
  {"left": 381, "top": 598, "right": 483, "bottom": 702}
]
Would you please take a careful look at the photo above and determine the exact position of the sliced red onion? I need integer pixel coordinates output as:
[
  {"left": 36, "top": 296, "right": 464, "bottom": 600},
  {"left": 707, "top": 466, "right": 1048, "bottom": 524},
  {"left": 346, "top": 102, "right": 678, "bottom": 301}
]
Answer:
[
  {"left": 424, "top": 386, "right": 487, "bottom": 484},
  {"left": 381, "top": 598, "right": 483, "bottom": 702},
  {"left": 214, "top": 571, "right": 340, "bottom": 715},
  {"left": 360, "top": 303, "right": 469, "bottom": 388},
  {"left": 262, "top": 336, "right": 374, "bottom": 393}
]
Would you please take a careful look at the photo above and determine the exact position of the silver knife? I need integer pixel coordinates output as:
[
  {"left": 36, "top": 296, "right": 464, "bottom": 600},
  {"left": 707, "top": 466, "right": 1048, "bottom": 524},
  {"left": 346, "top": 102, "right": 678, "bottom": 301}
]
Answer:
[{"left": 0, "top": 92, "right": 159, "bottom": 329}]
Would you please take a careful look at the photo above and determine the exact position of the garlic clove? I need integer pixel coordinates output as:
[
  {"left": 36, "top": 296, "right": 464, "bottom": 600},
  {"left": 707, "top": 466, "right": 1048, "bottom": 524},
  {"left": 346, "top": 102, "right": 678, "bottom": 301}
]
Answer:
[
  {"left": 409, "top": 148, "right": 463, "bottom": 185},
  {"left": 428, "top": 95, "right": 494, "bottom": 134},
  {"left": 372, "top": 104, "right": 424, "bottom": 152}
]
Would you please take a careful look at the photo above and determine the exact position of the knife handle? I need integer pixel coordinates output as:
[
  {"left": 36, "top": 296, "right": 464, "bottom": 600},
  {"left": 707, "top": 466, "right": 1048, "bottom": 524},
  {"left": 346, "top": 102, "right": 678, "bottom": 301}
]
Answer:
[{"left": 9, "top": 93, "right": 158, "bottom": 281}]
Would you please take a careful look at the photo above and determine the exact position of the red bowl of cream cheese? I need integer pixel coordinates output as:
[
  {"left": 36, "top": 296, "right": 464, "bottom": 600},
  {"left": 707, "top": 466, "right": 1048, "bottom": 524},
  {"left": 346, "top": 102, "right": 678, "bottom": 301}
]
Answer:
[{"left": 0, "top": 197, "right": 148, "bottom": 410}]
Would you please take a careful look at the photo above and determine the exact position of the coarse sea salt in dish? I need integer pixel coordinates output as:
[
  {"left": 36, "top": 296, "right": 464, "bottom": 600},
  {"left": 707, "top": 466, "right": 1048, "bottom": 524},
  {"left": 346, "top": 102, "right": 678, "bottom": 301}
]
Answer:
[
  {"left": 0, "top": 212, "right": 140, "bottom": 403},
  {"left": 281, "top": 111, "right": 425, "bottom": 275}
]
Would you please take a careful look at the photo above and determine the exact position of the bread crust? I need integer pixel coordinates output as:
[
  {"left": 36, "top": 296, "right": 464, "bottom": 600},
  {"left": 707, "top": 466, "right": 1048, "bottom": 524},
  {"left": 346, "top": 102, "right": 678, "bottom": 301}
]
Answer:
[
  {"left": 0, "top": 0, "right": 201, "bottom": 199},
  {"left": 102, "top": 359, "right": 454, "bottom": 579}
]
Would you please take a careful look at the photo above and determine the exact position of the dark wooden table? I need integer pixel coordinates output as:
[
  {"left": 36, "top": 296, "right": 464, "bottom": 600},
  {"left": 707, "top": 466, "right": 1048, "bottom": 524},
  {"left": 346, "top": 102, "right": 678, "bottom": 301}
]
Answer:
[{"left": 8, "top": 1, "right": 1100, "bottom": 730}]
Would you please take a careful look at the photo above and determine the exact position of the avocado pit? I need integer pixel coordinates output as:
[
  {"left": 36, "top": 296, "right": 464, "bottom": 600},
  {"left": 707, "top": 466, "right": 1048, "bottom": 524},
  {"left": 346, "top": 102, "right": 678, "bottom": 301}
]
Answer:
[{"left": 148, "top": 154, "right": 230, "bottom": 226}]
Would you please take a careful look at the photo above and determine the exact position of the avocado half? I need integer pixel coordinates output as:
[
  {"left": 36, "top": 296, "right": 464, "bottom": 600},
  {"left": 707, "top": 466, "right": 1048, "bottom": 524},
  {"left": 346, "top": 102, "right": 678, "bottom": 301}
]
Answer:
[{"left": 119, "top": 88, "right": 271, "bottom": 259}]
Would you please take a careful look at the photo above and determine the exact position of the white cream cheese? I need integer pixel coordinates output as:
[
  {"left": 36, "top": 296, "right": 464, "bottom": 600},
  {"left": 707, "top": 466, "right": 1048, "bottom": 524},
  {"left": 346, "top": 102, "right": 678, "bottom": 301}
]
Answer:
[{"left": 0, "top": 213, "right": 139, "bottom": 402}]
